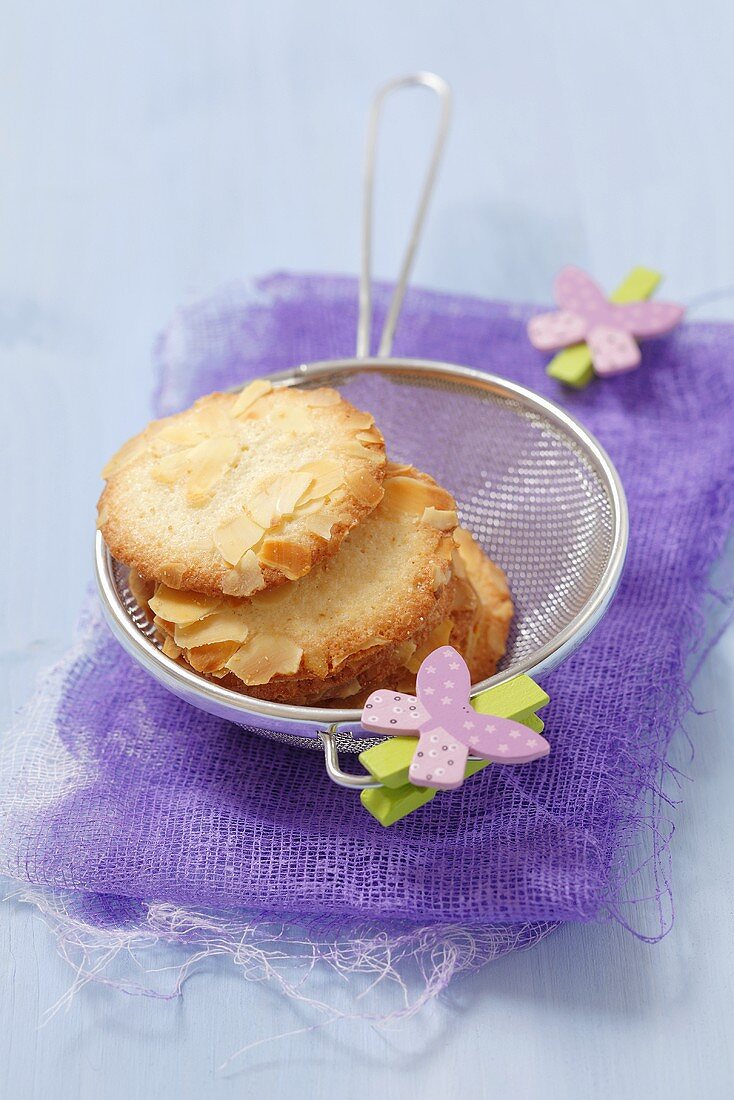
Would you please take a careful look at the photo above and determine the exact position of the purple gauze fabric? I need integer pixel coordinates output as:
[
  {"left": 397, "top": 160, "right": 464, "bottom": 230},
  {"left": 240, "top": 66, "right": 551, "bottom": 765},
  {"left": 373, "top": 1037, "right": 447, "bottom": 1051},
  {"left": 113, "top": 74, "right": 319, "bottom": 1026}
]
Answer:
[{"left": 1, "top": 273, "right": 733, "bottom": 960}]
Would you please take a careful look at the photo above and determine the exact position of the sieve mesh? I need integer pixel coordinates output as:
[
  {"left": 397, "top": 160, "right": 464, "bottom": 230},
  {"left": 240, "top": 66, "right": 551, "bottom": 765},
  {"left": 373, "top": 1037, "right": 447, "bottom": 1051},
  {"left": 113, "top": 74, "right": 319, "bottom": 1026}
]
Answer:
[
  {"left": 325, "top": 367, "right": 615, "bottom": 668},
  {"left": 103, "top": 360, "right": 621, "bottom": 753}
]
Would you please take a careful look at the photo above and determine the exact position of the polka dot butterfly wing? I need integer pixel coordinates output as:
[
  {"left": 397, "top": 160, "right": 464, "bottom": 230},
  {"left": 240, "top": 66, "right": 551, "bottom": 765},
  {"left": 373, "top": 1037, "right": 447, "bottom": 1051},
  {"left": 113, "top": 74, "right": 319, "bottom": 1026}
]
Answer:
[
  {"left": 528, "top": 267, "right": 605, "bottom": 351},
  {"left": 460, "top": 713, "right": 551, "bottom": 765},
  {"left": 586, "top": 325, "right": 641, "bottom": 376},
  {"left": 360, "top": 691, "right": 428, "bottom": 735},
  {"left": 415, "top": 644, "right": 471, "bottom": 713},
  {"left": 408, "top": 646, "right": 473, "bottom": 791},
  {"left": 590, "top": 298, "right": 684, "bottom": 376},
  {"left": 609, "top": 298, "right": 685, "bottom": 338},
  {"left": 553, "top": 266, "right": 609, "bottom": 318},
  {"left": 527, "top": 309, "right": 587, "bottom": 352}
]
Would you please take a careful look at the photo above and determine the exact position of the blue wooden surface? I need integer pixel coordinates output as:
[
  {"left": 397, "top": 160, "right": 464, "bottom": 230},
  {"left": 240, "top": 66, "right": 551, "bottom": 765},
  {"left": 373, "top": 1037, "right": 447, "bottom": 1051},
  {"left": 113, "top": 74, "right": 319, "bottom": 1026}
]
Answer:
[{"left": 2, "top": 1, "right": 733, "bottom": 1096}]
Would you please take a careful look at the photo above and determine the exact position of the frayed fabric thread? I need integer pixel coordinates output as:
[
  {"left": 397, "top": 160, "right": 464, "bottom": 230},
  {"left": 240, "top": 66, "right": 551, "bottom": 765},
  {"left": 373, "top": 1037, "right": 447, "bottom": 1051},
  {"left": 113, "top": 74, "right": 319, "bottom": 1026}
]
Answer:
[{"left": 3, "top": 883, "right": 558, "bottom": 1066}]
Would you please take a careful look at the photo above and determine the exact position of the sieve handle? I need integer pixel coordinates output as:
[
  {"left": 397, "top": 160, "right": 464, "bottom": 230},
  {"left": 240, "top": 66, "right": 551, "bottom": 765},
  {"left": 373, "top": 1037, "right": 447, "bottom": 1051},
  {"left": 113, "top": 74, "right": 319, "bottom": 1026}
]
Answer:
[
  {"left": 319, "top": 728, "right": 382, "bottom": 789},
  {"left": 356, "top": 72, "right": 452, "bottom": 360}
]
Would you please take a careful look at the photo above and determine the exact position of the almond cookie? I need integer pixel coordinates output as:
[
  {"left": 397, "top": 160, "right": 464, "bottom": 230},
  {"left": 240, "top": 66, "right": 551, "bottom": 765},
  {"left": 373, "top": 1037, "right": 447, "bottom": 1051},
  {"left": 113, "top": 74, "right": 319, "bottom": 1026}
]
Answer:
[
  {"left": 98, "top": 380, "right": 387, "bottom": 596},
  {"left": 144, "top": 465, "right": 458, "bottom": 698}
]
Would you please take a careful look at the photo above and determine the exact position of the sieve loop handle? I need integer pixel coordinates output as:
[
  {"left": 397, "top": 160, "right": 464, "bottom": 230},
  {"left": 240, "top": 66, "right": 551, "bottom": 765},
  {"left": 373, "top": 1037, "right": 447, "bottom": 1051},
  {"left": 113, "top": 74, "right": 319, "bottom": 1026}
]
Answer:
[
  {"left": 356, "top": 72, "right": 452, "bottom": 360},
  {"left": 319, "top": 728, "right": 381, "bottom": 789}
]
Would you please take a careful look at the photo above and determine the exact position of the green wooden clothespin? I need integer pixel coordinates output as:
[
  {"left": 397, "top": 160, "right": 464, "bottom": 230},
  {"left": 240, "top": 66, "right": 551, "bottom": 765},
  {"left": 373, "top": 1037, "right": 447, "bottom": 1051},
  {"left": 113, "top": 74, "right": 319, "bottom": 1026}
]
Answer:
[
  {"left": 546, "top": 267, "right": 662, "bottom": 388},
  {"left": 359, "top": 674, "right": 549, "bottom": 827}
]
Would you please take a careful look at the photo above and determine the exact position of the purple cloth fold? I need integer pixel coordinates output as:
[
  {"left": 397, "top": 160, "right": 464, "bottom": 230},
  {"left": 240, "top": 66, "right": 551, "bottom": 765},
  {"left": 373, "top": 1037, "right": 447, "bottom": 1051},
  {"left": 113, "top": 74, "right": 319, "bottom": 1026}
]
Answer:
[{"left": 1, "top": 273, "right": 733, "bottom": 938}]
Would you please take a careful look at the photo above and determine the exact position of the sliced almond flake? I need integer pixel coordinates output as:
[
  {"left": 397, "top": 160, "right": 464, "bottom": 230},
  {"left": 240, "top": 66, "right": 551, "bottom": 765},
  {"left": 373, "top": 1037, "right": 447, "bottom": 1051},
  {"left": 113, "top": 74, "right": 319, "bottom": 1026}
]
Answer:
[
  {"left": 225, "top": 634, "right": 303, "bottom": 685},
  {"left": 303, "top": 652, "right": 330, "bottom": 678},
  {"left": 186, "top": 641, "right": 242, "bottom": 674},
  {"left": 349, "top": 411, "right": 375, "bottom": 430},
  {"left": 175, "top": 609, "right": 250, "bottom": 648},
  {"left": 152, "top": 448, "right": 194, "bottom": 485},
  {"left": 452, "top": 526, "right": 484, "bottom": 564},
  {"left": 422, "top": 506, "right": 458, "bottom": 531},
  {"left": 149, "top": 585, "right": 222, "bottom": 625},
  {"left": 246, "top": 471, "right": 317, "bottom": 533},
  {"left": 299, "top": 458, "right": 343, "bottom": 477},
  {"left": 355, "top": 427, "right": 383, "bottom": 444},
  {"left": 275, "top": 471, "right": 315, "bottom": 517},
  {"left": 214, "top": 512, "right": 265, "bottom": 566},
  {"left": 303, "top": 388, "right": 341, "bottom": 407},
  {"left": 186, "top": 436, "right": 238, "bottom": 505},
  {"left": 296, "top": 459, "right": 345, "bottom": 504},
  {"left": 406, "top": 619, "right": 454, "bottom": 673},
  {"left": 305, "top": 513, "right": 336, "bottom": 540},
  {"left": 293, "top": 496, "right": 325, "bottom": 516},
  {"left": 247, "top": 485, "right": 279, "bottom": 529},
  {"left": 344, "top": 467, "right": 383, "bottom": 507},
  {"left": 162, "top": 636, "right": 183, "bottom": 660},
  {"left": 385, "top": 461, "right": 414, "bottom": 476},
  {"left": 157, "top": 422, "right": 207, "bottom": 447},
  {"left": 432, "top": 563, "right": 452, "bottom": 591},
  {"left": 394, "top": 640, "right": 417, "bottom": 666},
  {"left": 153, "top": 615, "right": 175, "bottom": 635},
  {"left": 231, "top": 378, "right": 273, "bottom": 417},
  {"left": 257, "top": 537, "right": 311, "bottom": 580},
  {"left": 194, "top": 403, "right": 233, "bottom": 436},
  {"left": 341, "top": 440, "right": 382, "bottom": 463},
  {"left": 221, "top": 549, "right": 266, "bottom": 597},
  {"left": 128, "top": 569, "right": 154, "bottom": 614},
  {"left": 158, "top": 561, "right": 188, "bottom": 588},
  {"left": 331, "top": 635, "right": 390, "bottom": 670},
  {"left": 382, "top": 475, "right": 454, "bottom": 517}
]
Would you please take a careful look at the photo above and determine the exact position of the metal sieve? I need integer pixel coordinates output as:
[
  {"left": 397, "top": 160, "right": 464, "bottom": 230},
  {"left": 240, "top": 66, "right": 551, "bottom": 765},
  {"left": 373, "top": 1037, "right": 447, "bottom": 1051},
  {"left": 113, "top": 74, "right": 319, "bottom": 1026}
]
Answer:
[{"left": 95, "top": 73, "right": 628, "bottom": 788}]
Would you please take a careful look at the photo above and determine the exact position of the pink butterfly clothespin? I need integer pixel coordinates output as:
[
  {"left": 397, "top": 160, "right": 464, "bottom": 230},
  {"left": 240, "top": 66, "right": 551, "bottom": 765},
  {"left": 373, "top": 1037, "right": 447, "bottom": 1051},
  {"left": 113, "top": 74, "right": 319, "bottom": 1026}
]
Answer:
[
  {"left": 528, "top": 265, "right": 684, "bottom": 380},
  {"left": 360, "top": 646, "right": 550, "bottom": 791}
]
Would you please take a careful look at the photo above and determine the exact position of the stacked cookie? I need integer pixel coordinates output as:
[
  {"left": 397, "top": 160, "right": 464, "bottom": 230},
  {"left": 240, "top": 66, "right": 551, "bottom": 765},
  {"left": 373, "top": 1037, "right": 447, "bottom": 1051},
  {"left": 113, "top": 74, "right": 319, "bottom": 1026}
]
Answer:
[{"left": 98, "top": 379, "right": 513, "bottom": 706}]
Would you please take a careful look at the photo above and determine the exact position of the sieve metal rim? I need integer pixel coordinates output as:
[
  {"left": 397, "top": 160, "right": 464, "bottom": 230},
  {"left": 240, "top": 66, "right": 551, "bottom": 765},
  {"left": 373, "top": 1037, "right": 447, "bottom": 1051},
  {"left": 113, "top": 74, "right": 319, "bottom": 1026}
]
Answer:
[{"left": 94, "top": 355, "right": 628, "bottom": 741}]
